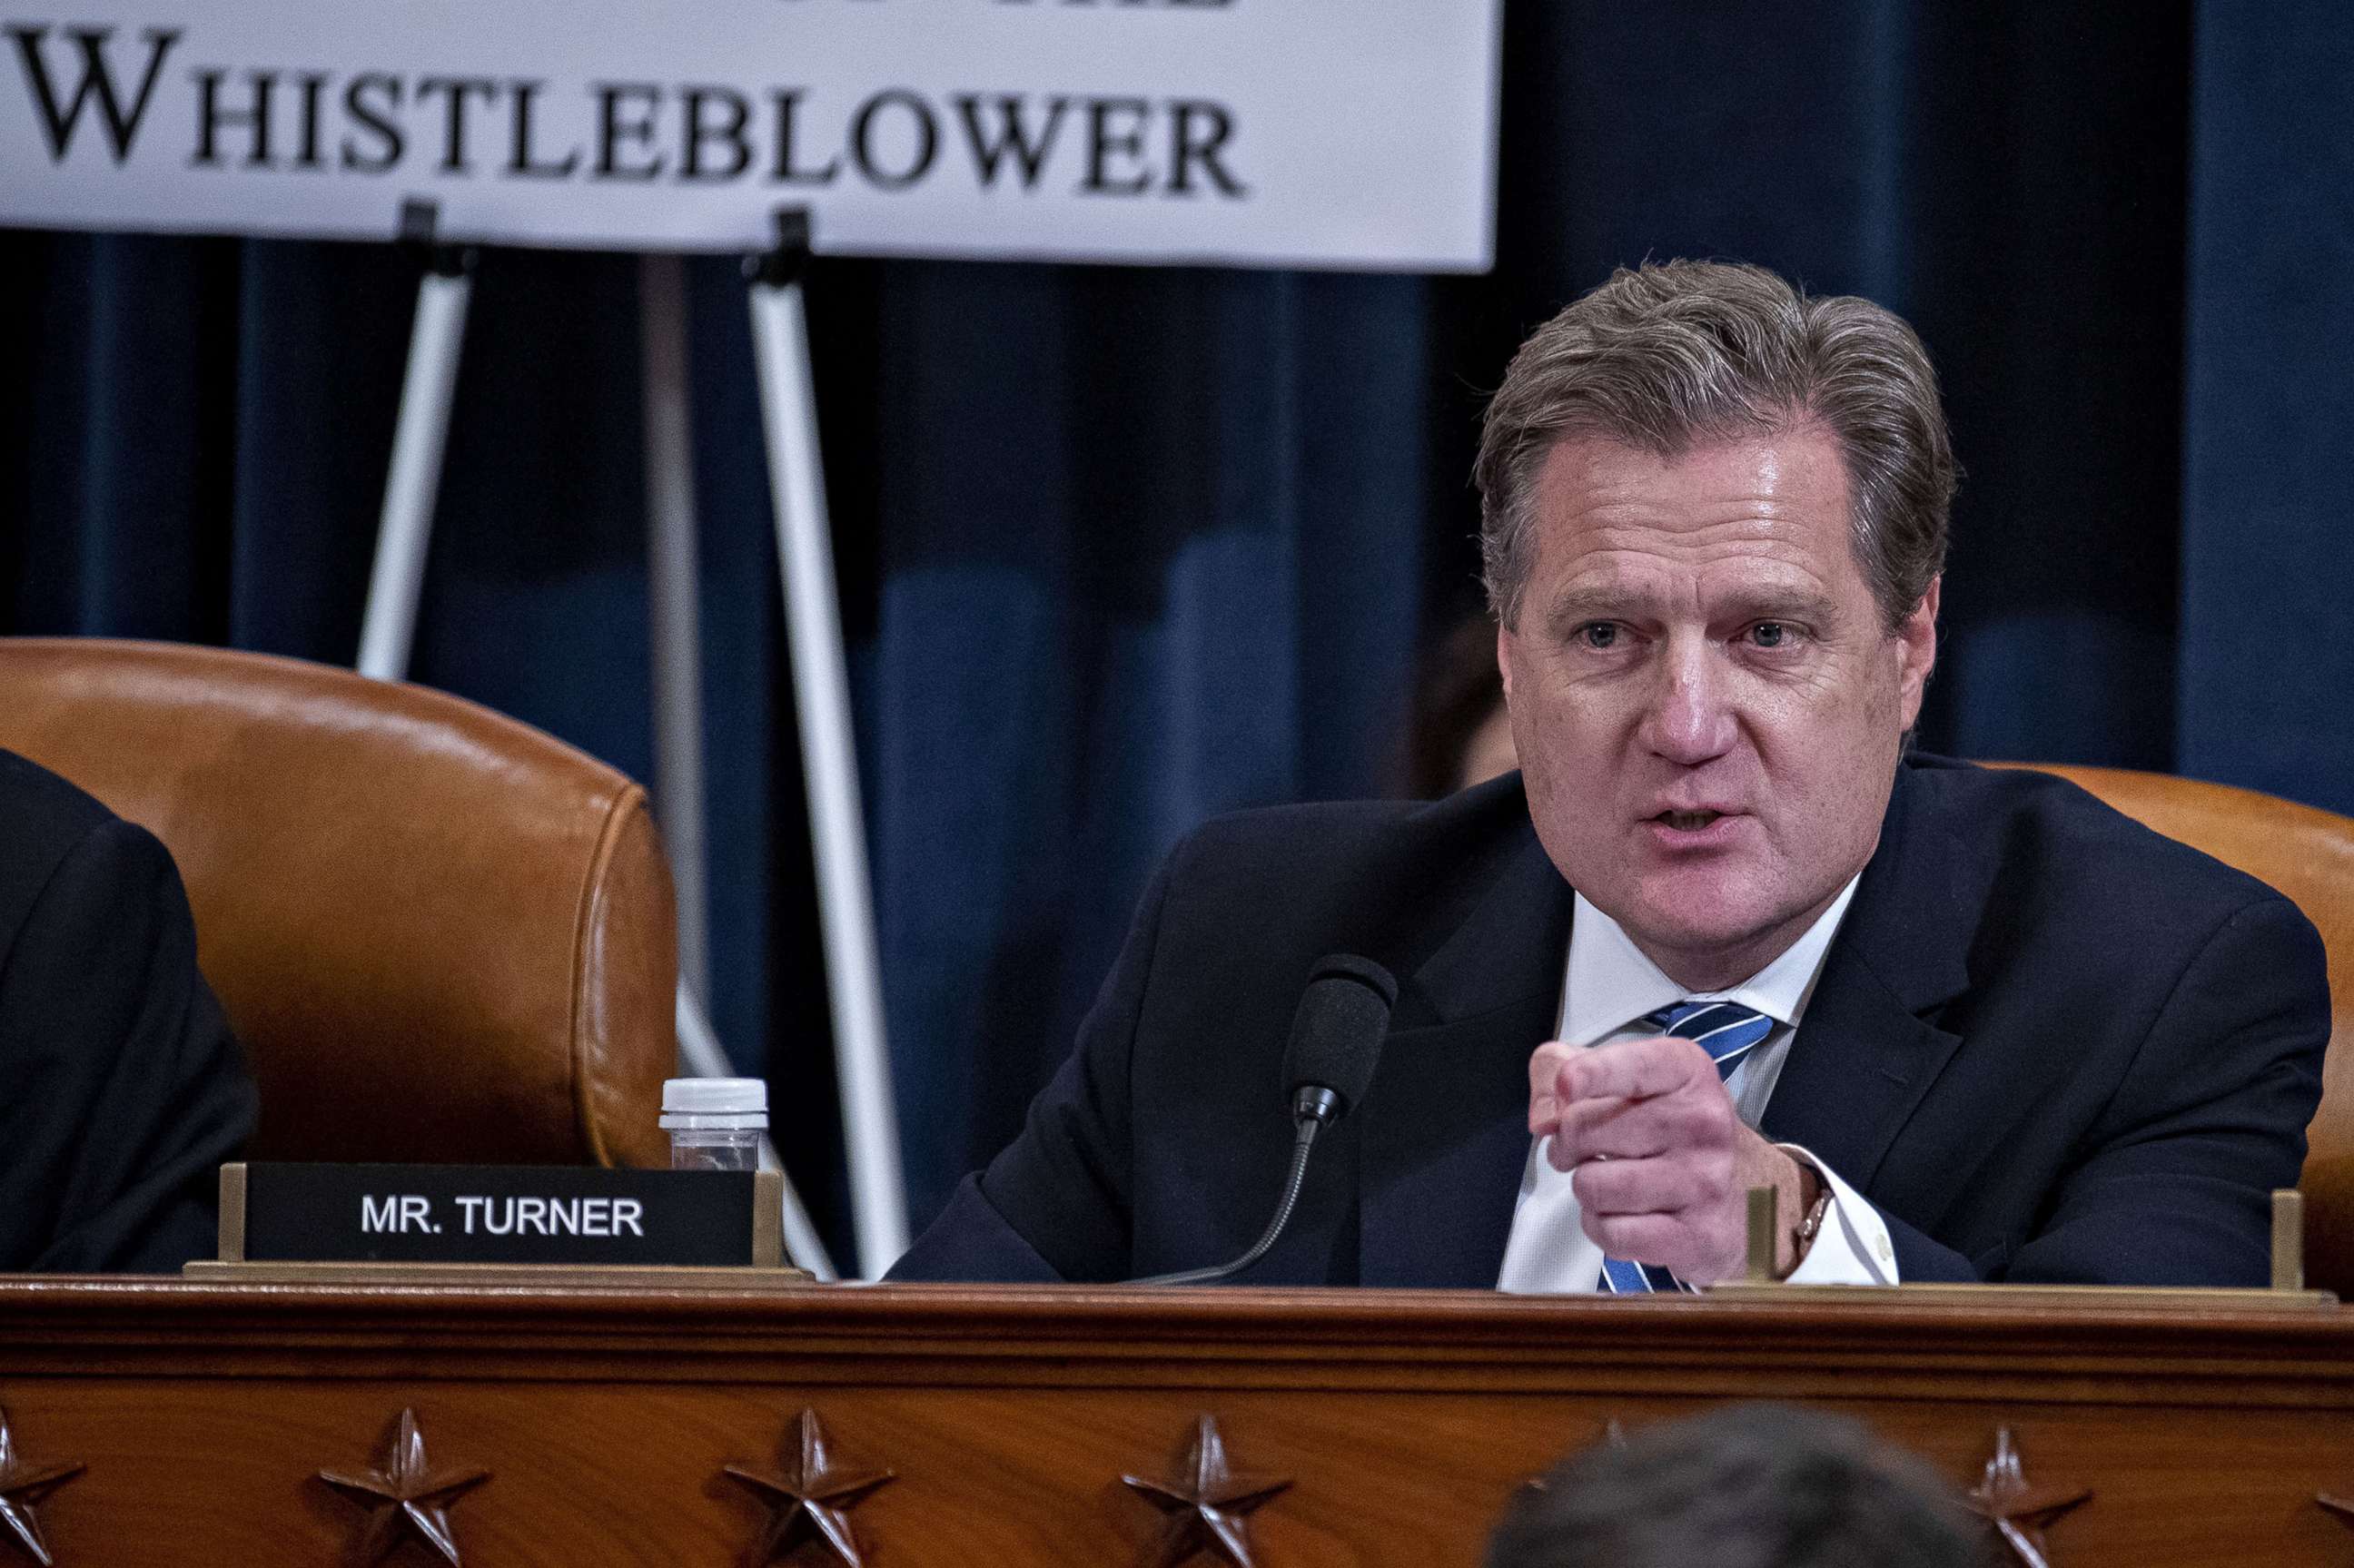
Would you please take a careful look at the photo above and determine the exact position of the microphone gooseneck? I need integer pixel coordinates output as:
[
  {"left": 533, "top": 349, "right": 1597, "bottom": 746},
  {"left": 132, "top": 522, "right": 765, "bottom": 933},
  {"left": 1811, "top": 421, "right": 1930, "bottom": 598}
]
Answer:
[{"left": 1134, "top": 954, "right": 1395, "bottom": 1287}]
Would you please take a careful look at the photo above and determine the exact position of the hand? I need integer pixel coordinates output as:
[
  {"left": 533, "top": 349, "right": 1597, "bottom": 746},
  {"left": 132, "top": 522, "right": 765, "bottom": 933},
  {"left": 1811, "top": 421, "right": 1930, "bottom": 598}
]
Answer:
[{"left": 1528, "top": 1034, "right": 1812, "bottom": 1284}]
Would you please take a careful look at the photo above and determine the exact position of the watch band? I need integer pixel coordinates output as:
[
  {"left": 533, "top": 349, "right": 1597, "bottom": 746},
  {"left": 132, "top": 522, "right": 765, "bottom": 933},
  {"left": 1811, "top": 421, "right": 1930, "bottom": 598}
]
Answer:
[
  {"left": 1774, "top": 1142, "right": 1835, "bottom": 1268},
  {"left": 1795, "top": 1184, "right": 1835, "bottom": 1249}
]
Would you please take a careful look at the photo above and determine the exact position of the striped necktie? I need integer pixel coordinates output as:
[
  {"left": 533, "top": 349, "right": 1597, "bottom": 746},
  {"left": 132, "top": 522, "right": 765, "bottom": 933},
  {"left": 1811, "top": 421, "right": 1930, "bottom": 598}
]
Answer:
[{"left": 1595, "top": 1001, "right": 1776, "bottom": 1295}]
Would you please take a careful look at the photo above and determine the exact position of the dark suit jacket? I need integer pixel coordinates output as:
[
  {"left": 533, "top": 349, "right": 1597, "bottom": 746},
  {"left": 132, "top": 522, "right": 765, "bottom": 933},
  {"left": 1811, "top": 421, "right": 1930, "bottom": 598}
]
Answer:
[
  {"left": 0, "top": 749, "right": 257, "bottom": 1272},
  {"left": 892, "top": 755, "right": 2330, "bottom": 1288}
]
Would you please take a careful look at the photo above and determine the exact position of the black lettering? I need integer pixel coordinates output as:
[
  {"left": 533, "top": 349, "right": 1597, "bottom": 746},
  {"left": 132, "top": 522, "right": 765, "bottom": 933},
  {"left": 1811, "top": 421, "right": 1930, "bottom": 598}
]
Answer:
[
  {"left": 1168, "top": 98, "right": 1244, "bottom": 196},
  {"left": 594, "top": 82, "right": 664, "bottom": 180},
  {"left": 506, "top": 80, "right": 578, "bottom": 178},
  {"left": 191, "top": 69, "right": 275, "bottom": 169},
  {"left": 4, "top": 25, "right": 177, "bottom": 164},
  {"left": 1082, "top": 96, "right": 1151, "bottom": 195},
  {"left": 849, "top": 88, "right": 937, "bottom": 191},
  {"left": 416, "top": 75, "right": 497, "bottom": 173},
  {"left": 341, "top": 74, "right": 403, "bottom": 173},
  {"left": 293, "top": 72, "right": 327, "bottom": 169},
  {"left": 953, "top": 94, "right": 1068, "bottom": 189},
  {"left": 767, "top": 88, "right": 839, "bottom": 185},
  {"left": 680, "top": 84, "right": 750, "bottom": 182}
]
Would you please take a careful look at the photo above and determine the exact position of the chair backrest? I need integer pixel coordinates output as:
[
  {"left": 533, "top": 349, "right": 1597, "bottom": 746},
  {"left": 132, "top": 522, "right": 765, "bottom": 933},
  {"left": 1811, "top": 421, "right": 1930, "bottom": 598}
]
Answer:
[
  {"left": 0, "top": 637, "right": 675, "bottom": 1168},
  {"left": 1995, "top": 764, "right": 2354, "bottom": 1287}
]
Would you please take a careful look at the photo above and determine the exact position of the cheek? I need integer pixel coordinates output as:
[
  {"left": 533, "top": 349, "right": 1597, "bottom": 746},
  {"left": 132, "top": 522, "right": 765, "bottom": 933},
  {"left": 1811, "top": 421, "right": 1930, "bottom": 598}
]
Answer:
[
  {"left": 1756, "top": 673, "right": 1904, "bottom": 851},
  {"left": 1514, "top": 680, "right": 1633, "bottom": 776},
  {"left": 1746, "top": 666, "right": 1900, "bottom": 801}
]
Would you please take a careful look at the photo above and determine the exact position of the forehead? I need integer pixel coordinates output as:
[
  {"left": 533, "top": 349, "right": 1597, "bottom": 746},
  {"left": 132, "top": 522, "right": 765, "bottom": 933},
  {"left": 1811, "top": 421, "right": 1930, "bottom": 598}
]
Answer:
[{"left": 1525, "top": 428, "right": 1864, "bottom": 606}]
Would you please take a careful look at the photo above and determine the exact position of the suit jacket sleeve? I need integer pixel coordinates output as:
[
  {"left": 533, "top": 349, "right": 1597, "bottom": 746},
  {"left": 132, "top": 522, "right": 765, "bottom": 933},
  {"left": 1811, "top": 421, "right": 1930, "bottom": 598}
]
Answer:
[
  {"left": 888, "top": 843, "right": 1180, "bottom": 1282},
  {"left": 0, "top": 817, "right": 257, "bottom": 1273},
  {"left": 1885, "top": 893, "right": 2329, "bottom": 1286}
]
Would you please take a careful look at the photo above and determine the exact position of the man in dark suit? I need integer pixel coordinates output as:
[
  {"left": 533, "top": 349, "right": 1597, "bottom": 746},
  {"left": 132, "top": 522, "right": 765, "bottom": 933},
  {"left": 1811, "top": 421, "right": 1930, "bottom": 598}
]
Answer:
[
  {"left": 0, "top": 749, "right": 256, "bottom": 1271},
  {"left": 893, "top": 260, "right": 2329, "bottom": 1289}
]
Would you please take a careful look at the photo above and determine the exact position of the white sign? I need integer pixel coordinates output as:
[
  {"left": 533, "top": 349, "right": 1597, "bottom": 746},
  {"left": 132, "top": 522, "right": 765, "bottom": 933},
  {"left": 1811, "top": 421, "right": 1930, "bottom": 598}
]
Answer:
[{"left": 0, "top": 1, "right": 1500, "bottom": 271}]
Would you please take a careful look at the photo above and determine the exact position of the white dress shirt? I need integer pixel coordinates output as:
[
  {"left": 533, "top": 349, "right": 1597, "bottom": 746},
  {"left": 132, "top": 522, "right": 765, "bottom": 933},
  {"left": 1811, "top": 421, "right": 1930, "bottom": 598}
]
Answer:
[{"left": 1495, "top": 876, "right": 1898, "bottom": 1292}]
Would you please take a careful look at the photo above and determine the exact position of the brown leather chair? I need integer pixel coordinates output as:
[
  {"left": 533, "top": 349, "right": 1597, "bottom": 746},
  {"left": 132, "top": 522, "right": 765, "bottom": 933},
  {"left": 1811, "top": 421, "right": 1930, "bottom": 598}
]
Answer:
[
  {"left": 1995, "top": 764, "right": 2354, "bottom": 1290},
  {"left": 0, "top": 637, "right": 675, "bottom": 1168}
]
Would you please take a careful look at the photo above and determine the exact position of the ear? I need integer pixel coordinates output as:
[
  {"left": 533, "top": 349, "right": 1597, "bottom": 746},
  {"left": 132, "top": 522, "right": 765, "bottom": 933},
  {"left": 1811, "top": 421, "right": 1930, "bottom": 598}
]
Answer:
[
  {"left": 1497, "top": 621, "right": 1516, "bottom": 706},
  {"left": 1895, "top": 577, "right": 1940, "bottom": 731}
]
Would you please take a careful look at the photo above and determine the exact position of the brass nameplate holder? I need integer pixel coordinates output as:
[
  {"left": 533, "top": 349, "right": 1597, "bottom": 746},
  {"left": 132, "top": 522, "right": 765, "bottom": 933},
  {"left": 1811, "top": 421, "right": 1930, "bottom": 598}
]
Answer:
[
  {"left": 189, "top": 1163, "right": 810, "bottom": 1288},
  {"left": 1706, "top": 1186, "right": 2333, "bottom": 1311}
]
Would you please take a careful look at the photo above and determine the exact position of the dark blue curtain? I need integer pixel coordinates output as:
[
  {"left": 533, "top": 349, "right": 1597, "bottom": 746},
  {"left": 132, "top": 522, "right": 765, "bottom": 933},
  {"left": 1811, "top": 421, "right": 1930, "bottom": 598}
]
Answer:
[
  {"left": 2179, "top": 0, "right": 2354, "bottom": 806},
  {"left": 4, "top": 0, "right": 2348, "bottom": 1267}
]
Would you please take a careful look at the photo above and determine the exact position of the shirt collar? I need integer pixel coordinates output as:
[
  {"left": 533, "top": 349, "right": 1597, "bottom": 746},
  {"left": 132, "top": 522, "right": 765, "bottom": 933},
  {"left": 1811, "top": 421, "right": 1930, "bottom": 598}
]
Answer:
[{"left": 1557, "top": 874, "right": 1864, "bottom": 1045}]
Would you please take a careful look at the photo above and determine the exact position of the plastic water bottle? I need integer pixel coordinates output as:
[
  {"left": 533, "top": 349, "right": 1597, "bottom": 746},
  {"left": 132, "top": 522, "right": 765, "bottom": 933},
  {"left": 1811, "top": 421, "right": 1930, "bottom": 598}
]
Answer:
[{"left": 660, "top": 1078, "right": 767, "bottom": 1172}]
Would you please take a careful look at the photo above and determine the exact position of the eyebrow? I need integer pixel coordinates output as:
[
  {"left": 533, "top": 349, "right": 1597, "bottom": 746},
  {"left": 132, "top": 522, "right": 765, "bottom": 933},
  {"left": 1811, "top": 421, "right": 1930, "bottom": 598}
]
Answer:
[
  {"left": 1538, "top": 582, "right": 1838, "bottom": 638},
  {"left": 1539, "top": 587, "right": 1636, "bottom": 638}
]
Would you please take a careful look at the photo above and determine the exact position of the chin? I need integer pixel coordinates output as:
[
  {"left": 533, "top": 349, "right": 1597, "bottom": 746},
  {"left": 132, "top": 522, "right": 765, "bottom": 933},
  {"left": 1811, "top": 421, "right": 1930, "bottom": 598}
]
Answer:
[{"left": 1621, "top": 879, "right": 1783, "bottom": 961}]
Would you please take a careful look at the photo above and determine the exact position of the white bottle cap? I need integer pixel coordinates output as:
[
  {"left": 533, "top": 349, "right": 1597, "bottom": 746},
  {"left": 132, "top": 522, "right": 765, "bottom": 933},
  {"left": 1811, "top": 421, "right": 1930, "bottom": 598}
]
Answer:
[{"left": 659, "top": 1076, "right": 768, "bottom": 1130}]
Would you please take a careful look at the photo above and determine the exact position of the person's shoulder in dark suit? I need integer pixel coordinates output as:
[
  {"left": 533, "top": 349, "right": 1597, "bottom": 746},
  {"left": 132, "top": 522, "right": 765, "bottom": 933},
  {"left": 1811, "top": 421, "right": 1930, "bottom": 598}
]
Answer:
[
  {"left": 1838, "top": 754, "right": 2327, "bottom": 1285},
  {"left": 0, "top": 748, "right": 257, "bottom": 1272},
  {"left": 1134, "top": 774, "right": 1546, "bottom": 1021},
  {"left": 888, "top": 776, "right": 1556, "bottom": 1284},
  {"left": 1902, "top": 753, "right": 2324, "bottom": 1081},
  {"left": 1908, "top": 752, "right": 2301, "bottom": 923}
]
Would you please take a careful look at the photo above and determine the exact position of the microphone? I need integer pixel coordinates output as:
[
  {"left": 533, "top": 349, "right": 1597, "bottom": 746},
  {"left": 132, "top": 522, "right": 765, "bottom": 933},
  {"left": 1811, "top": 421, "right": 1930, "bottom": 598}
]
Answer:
[{"left": 1135, "top": 954, "right": 1396, "bottom": 1287}]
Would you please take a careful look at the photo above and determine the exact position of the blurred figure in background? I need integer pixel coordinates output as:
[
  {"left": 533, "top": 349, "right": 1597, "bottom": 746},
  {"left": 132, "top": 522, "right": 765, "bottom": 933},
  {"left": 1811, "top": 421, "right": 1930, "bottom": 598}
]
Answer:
[
  {"left": 1406, "top": 611, "right": 1519, "bottom": 798},
  {"left": 1487, "top": 1404, "right": 1986, "bottom": 1568}
]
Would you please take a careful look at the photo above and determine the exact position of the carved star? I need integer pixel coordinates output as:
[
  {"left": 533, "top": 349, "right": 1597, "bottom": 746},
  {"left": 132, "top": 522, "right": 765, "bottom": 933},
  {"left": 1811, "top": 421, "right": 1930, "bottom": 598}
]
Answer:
[
  {"left": 723, "top": 1408, "right": 895, "bottom": 1567},
  {"left": 318, "top": 1408, "right": 490, "bottom": 1567},
  {"left": 1121, "top": 1415, "right": 1291, "bottom": 1568},
  {"left": 0, "top": 1407, "right": 84, "bottom": 1568},
  {"left": 1965, "top": 1427, "right": 2091, "bottom": 1568}
]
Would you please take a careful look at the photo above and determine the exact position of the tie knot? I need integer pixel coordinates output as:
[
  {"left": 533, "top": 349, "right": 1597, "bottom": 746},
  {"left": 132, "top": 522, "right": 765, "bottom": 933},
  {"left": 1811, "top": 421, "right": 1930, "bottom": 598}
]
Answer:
[{"left": 1643, "top": 1000, "right": 1774, "bottom": 1078}]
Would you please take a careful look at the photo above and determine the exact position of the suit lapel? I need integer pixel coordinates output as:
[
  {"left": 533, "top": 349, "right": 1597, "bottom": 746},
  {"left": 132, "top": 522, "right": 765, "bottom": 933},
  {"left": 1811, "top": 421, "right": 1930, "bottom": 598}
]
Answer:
[
  {"left": 1760, "top": 764, "right": 1981, "bottom": 1189},
  {"left": 1758, "top": 953, "right": 1962, "bottom": 1188},
  {"left": 1358, "top": 827, "right": 1571, "bottom": 1288}
]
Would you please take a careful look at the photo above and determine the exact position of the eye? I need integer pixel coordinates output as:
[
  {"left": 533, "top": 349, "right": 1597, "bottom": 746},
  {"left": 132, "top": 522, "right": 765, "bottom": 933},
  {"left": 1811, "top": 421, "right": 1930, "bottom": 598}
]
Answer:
[
  {"left": 1577, "top": 622, "right": 1621, "bottom": 651},
  {"left": 1746, "top": 621, "right": 1794, "bottom": 650}
]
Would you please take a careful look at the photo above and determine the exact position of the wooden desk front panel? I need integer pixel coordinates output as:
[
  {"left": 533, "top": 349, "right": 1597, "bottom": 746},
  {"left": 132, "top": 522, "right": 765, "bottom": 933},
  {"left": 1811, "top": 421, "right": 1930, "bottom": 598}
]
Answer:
[{"left": 5, "top": 1280, "right": 2354, "bottom": 1566}]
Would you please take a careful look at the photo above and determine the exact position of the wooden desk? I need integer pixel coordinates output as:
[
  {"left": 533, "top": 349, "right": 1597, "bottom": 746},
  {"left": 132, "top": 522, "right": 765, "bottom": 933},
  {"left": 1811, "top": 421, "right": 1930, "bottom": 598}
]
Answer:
[{"left": 5, "top": 1278, "right": 2354, "bottom": 1565}]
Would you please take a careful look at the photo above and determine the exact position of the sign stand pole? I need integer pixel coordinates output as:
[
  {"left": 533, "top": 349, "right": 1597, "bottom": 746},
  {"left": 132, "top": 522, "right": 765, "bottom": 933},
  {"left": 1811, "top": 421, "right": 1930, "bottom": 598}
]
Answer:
[
  {"left": 352, "top": 203, "right": 844, "bottom": 1280},
  {"left": 747, "top": 208, "right": 910, "bottom": 1276},
  {"left": 357, "top": 201, "right": 471, "bottom": 683},
  {"left": 639, "top": 252, "right": 712, "bottom": 1009}
]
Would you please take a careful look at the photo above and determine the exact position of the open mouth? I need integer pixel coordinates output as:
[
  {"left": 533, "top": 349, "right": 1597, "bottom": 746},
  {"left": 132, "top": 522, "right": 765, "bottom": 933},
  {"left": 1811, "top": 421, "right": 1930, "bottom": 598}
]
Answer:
[{"left": 1655, "top": 810, "right": 1723, "bottom": 832}]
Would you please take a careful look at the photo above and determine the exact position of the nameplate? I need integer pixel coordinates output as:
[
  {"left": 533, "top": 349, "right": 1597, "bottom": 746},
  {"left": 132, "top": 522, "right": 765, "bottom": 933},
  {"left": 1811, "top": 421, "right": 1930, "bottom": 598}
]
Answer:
[{"left": 217, "top": 1163, "right": 783, "bottom": 1268}]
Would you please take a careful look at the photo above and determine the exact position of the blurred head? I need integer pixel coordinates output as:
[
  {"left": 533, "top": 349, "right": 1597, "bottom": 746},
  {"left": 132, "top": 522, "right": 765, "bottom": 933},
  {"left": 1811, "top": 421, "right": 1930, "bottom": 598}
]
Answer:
[
  {"left": 1476, "top": 262, "right": 1950, "bottom": 988},
  {"left": 1486, "top": 1404, "right": 1987, "bottom": 1568},
  {"left": 1408, "top": 611, "right": 1520, "bottom": 798}
]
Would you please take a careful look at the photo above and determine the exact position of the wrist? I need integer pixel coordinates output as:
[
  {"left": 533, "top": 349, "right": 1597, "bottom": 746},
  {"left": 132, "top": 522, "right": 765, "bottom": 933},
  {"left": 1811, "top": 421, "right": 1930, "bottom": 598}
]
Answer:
[{"left": 1775, "top": 1146, "right": 1830, "bottom": 1279}]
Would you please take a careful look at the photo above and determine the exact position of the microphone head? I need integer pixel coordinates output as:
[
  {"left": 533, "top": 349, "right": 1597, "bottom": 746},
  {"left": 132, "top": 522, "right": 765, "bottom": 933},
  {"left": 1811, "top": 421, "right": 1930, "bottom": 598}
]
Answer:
[{"left": 1281, "top": 953, "right": 1397, "bottom": 1122}]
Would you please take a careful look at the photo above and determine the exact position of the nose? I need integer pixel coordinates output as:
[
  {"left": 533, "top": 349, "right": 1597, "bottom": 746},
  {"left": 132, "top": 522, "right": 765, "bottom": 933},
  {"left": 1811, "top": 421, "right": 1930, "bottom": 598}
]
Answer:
[{"left": 1638, "top": 633, "right": 1737, "bottom": 765}]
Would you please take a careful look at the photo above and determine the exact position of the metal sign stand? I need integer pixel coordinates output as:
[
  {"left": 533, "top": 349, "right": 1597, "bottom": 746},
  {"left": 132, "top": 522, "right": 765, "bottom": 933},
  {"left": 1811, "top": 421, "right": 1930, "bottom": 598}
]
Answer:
[
  {"left": 353, "top": 201, "right": 900, "bottom": 1279},
  {"left": 744, "top": 212, "right": 909, "bottom": 1277},
  {"left": 355, "top": 202, "right": 470, "bottom": 684}
]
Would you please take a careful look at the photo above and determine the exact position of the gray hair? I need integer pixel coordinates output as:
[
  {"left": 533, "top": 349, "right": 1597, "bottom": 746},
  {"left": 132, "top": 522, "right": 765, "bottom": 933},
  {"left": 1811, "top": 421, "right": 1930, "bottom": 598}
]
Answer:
[{"left": 1476, "top": 261, "right": 1955, "bottom": 631}]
